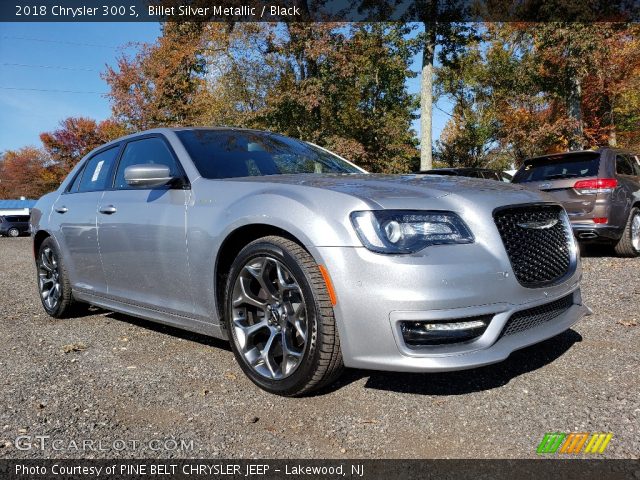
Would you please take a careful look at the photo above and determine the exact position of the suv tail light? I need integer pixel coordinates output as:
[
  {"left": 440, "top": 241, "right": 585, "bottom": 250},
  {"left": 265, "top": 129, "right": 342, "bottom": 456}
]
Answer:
[{"left": 573, "top": 178, "right": 617, "bottom": 194}]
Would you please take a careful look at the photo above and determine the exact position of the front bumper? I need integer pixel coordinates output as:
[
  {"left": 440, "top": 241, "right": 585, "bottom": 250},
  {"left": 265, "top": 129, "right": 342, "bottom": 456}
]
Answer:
[{"left": 315, "top": 244, "right": 589, "bottom": 372}]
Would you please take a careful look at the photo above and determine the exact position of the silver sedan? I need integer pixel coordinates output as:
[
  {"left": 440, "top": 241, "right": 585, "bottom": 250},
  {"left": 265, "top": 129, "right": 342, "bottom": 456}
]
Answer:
[{"left": 31, "top": 128, "right": 590, "bottom": 395}]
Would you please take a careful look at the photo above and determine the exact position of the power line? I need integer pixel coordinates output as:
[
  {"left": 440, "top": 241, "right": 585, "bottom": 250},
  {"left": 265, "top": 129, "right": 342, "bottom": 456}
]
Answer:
[
  {"left": 0, "top": 86, "right": 107, "bottom": 94},
  {"left": 0, "top": 35, "right": 119, "bottom": 49},
  {"left": 1, "top": 62, "right": 97, "bottom": 72}
]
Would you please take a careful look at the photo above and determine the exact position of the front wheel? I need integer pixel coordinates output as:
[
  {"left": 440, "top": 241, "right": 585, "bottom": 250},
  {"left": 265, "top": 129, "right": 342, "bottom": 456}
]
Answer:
[
  {"left": 614, "top": 207, "right": 640, "bottom": 257},
  {"left": 8, "top": 228, "right": 20, "bottom": 237},
  {"left": 225, "top": 236, "right": 343, "bottom": 396}
]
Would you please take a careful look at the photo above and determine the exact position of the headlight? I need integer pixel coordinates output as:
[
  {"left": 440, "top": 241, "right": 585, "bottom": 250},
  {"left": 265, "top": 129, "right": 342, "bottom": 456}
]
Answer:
[{"left": 350, "top": 210, "right": 474, "bottom": 254}]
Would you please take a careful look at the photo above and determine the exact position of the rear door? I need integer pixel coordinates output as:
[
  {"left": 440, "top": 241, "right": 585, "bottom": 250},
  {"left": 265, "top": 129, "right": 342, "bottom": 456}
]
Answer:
[
  {"left": 51, "top": 145, "right": 120, "bottom": 294},
  {"left": 512, "top": 152, "right": 602, "bottom": 220}
]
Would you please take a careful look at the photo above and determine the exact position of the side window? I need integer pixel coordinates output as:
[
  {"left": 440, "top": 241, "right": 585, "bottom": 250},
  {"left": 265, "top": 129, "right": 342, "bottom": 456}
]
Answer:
[
  {"left": 78, "top": 146, "right": 120, "bottom": 192},
  {"left": 66, "top": 164, "right": 86, "bottom": 193},
  {"left": 114, "top": 137, "right": 181, "bottom": 189},
  {"left": 615, "top": 155, "right": 634, "bottom": 176}
]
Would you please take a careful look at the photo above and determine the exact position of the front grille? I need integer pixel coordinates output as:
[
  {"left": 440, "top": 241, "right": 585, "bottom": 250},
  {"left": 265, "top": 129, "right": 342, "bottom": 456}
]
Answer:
[
  {"left": 500, "top": 294, "right": 574, "bottom": 337},
  {"left": 493, "top": 204, "right": 574, "bottom": 287}
]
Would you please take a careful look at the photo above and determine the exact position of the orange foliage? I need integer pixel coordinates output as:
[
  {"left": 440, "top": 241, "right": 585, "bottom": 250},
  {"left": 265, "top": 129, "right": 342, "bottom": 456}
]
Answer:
[{"left": 0, "top": 147, "right": 58, "bottom": 199}]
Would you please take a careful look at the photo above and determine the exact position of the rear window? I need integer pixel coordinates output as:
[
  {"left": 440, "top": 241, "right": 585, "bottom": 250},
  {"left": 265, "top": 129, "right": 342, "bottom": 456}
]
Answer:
[{"left": 513, "top": 153, "right": 600, "bottom": 183}]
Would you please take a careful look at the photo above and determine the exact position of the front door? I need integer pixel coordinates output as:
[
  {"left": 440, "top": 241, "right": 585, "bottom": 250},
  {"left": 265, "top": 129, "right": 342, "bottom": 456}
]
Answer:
[{"left": 97, "top": 136, "right": 193, "bottom": 316}]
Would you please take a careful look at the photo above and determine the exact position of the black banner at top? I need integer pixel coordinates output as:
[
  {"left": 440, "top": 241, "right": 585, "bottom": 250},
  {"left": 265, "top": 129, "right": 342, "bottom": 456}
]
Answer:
[{"left": 4, "top": 0, "right": 640, "bottom": 22}]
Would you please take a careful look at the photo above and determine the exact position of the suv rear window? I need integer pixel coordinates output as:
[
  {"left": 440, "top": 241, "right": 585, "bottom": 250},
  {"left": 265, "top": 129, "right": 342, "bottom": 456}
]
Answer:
[{"left": 513, "top": 153, "right": 600, "bottom": 183}]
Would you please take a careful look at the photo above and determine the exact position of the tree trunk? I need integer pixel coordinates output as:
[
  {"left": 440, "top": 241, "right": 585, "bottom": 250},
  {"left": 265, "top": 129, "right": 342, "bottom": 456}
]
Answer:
[
  {"left": 567, "top": 73, "right": 584, "bottom": 150},
  {"left": 420, "top": 22, "right": 436, "bottom": 171},
  {"left": 606, "top": 95, "right": 617, "bottom": 147}
]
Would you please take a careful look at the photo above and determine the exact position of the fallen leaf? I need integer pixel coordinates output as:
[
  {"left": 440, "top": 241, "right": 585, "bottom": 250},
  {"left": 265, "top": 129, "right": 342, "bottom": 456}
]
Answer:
[
  {"left": 62, "top": 343, "right": 87, "bottom": 354},
  {"left": 617, "top": 319, "right": 638, "bottom": 327}
]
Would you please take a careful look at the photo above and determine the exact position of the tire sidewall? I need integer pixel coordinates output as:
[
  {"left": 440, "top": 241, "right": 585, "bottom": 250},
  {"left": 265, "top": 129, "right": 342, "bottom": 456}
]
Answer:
[{"left": 225, "top": 240, "right": 322, "bottom": 395}]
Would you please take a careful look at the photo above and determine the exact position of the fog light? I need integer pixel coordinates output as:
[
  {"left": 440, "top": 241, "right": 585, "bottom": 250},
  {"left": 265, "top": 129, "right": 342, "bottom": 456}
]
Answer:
[
  {"left": 422, "top": 320, "right": 487, "bottom": 331},
  {"left": 400, "top": 316, "right": 492, "bottom": 347}
]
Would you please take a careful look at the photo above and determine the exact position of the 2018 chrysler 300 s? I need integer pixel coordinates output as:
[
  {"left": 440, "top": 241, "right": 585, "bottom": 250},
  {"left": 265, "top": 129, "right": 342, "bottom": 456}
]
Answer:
[{"left": 31, "top": 128, "right": 591, "bottom": 396}]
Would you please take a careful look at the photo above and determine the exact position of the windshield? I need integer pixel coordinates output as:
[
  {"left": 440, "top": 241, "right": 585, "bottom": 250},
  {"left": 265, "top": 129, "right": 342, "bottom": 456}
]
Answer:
[
  {"left": 513, "top": 153, "right": 600, "bottom": 183},
  {"left": 176, "top": 129, "right": 362, "bottom": 179}
]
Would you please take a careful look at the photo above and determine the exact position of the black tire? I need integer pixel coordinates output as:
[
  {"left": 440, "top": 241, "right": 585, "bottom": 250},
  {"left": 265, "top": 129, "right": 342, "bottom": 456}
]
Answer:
[
  {"left": 8, "top": 228, "right": 19, "bottom": 237},
  {"left": 614, "top": 207, "right": 640, "bottom": 257},
  {"left": 225, "top": 236, "right": 343, "bottom": 396},
  {"left": 36, "top": 237, "right": 86, "bottom": 318}
]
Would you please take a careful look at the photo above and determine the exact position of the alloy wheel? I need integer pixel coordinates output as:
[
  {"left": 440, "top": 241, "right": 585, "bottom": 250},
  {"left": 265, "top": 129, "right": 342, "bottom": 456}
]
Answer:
[
  {"left": 38, "top": 246, "right": 61, "bottom": 311},
  {"left": 632, "top": 213, "right": 640, "bottom": 252},
  {"left": 8, "top": 228, "right": 19, "bottom": 237},
  {"left": 231, "top": 256, "right": 308, "bottom": 380}
]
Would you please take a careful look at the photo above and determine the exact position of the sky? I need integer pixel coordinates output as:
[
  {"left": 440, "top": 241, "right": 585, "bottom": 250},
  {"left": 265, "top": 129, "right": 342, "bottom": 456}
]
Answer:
[{"left": 0, "top": 22, "right": 449, "bottom": 152}]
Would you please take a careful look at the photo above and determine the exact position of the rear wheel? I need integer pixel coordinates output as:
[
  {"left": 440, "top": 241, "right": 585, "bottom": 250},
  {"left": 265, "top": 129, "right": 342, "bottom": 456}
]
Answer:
[
  {"left": 37, "top": 237, "right": 85, "bottom": 318},
  {"left": 225, "top": 236, "right": 343, "bottom": 396},
  {"left": 8, "top": 228, "right": 19, "bottom": 237},
  {"left": 614, "top": 207, "right": 640, "bottom": 257}
]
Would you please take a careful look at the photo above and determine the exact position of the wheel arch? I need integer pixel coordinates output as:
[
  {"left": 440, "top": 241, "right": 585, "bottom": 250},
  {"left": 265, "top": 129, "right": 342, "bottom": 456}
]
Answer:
[
  {"left": 33, "top": 230, "right": 51, "bottom": 258},
  {"left": 214, "top": 224, "right": 311, "bottom": 321}
]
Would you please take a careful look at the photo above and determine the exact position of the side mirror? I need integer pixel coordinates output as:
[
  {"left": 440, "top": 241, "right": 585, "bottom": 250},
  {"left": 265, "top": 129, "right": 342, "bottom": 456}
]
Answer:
[{"left": 124, "top": 164, "right": 174, "bottom": 188}]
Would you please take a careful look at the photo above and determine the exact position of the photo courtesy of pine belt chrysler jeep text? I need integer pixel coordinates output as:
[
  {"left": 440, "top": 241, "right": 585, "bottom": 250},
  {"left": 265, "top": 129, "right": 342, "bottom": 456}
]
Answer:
[{"left": 31, "top": 128, "right": 591, "bottom": 396}]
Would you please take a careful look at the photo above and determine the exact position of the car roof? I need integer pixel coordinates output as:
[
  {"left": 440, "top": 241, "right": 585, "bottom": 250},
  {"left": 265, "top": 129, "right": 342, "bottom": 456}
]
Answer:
[
  {"left": 111, "top": 127, "right": 275, "bottom": 143},
  {"left": 525, "top": 148, "right": 636, "bottom": 163},
  {"left": 86, "top": 127, "right": 285, "bottom": 157}
]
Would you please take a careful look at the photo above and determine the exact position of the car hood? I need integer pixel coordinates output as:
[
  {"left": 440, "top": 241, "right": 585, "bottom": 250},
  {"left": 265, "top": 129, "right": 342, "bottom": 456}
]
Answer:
[{"left": 226, "top": 173, "right": 547, "bottom": 208}]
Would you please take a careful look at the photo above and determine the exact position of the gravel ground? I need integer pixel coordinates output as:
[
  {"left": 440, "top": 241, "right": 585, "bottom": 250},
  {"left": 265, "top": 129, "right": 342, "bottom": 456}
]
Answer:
[{"left": 0, "top": 237, "right": 638, "bottom": 459}]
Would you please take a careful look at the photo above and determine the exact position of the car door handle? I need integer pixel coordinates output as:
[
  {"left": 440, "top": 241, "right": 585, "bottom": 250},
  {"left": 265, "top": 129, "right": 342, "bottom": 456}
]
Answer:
[
  {"left": 55, "top": 206, "right": 68, "bottom": 214},
  {"left": 99, "top": 205, "right": 117, "bottom": 215}
]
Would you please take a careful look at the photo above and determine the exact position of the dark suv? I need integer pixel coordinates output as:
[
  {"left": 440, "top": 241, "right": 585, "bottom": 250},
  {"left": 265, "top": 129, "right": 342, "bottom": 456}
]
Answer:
[
  {"left": 512, "top": 149, "right": 640, "bottom": 256},
  {"left": 0, "top": 215, "right": 30, "bottom": 237}
]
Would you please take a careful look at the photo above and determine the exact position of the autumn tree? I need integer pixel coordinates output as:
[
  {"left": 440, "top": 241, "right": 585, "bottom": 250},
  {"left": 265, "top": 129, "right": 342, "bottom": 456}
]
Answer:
[
  {"left": 0, "top": 147, "right": 56, "bottom": 199},
  {"left": 434, "top": 33, "right": 500, "bottom": 168},
  {"left": 580, "top": 24, "right": 640, "bottom": 148},
  {"left": 103, "top": 22, "right": 210, "bottom": 130},
  {"left": 435, "top": 22, "right": 640, "bottom": 168},
  {"left": 257, "top": 22, "right": 418, "bottom": 172},
  {"left": 104, "top": 22, "right": 419, "bottom": 173},
  {"left": 40, "top": 117, "right": 127, "bottom": 182}
]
